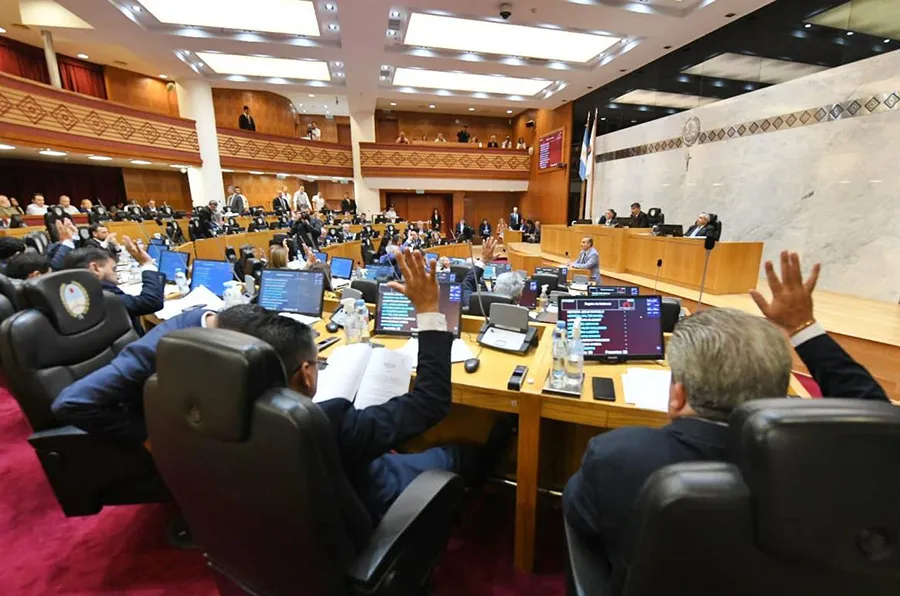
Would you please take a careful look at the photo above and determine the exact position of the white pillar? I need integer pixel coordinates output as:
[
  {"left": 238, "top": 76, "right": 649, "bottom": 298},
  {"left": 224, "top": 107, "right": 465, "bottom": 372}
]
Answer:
[
  {"left": 349, "top": 110, "right": 380, "bottom": 214},
  {"left": 175, "top": 80, "right": 224, "bottom": 207},
  {"left": 41, "top": 30, "right": 62, "bottom": 89}
]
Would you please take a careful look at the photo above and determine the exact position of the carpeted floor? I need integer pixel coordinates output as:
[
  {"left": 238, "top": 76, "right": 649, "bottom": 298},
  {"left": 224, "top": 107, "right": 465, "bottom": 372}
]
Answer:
[{"left": 0, "top": 391, "right": 565, "bottom": 595}]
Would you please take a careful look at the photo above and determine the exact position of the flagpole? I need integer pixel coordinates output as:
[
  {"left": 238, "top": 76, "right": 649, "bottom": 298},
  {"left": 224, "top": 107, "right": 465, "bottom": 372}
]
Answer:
[{"left": 585, "top": 108, "right": 598, "bottom": 220}]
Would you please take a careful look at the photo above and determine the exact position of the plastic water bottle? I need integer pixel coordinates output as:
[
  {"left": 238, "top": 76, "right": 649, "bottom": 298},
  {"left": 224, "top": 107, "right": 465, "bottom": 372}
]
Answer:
[
  {"left": 566, "top": 317, "right": 585, "bottom": 391},
  {"left": 174, "top": 268, "right": 189, "bottom": 295},
  {"left": 537, "top": 284, "right": 550, "bottom": 313},
  {"left": 356, "top": 299, "right": 370, "bottom": 344},
  {"left": 342, "top": 297, "right": 360, "bottom": 344},
  {"left": 551, "top": 321, "right": 568, "bottom": 390}
]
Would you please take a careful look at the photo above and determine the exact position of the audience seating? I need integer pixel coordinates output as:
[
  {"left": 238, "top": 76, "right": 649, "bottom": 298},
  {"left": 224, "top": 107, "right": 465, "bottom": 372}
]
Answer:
[
  {"left": 24, "top": 231, "right": 50, "bottom": 254},
  {"left": 466, "top": 292, "right": 513, "bottom": 317},
  {"left": 0, "top": 270, "right": 169, "bottom": 516},
  {"left": 0, "top": 273, "right": 22, "bottom": 317},
  {"left": 145, "top": 328, "right": 465, "bottom": 596},
  {"left": 647, "top": 208, "right": 665, "bottom": 226},
  {"left": 565, "top": 399, "right": 900, "bottom": 596},
  {"left": 350, "top": 279, "right": 378, "bottom": 304}
]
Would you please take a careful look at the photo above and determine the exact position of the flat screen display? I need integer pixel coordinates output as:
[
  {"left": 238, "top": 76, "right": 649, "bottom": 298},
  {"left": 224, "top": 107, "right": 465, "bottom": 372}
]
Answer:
[
  {"left": 519, "top": 279, "right": 539, "bottom": 308},
  {"left": 147, "top": 243, "right": 163, "bottom": 264},
  {"left": 190, "top": 259, "right": 234, "bottom": 297},
  {"left": 557, "top": 296, "right": 664, "bottom": 361},
  {"left": 483, "top": 263, "right": 512, "bottom": 281},
  {"left": 375, "top": 282, "right": 462, "bottom": 337},
  {"left": 538, "top": 129, "right": 564, "bottom": 170},
  {"left": 436, "top": 271, "right": 457, "bottom": 283},
  {"left": 587, "top": 286, "right": 640, "bottom": 297},
  {"left": 313, "top": 251, "right": 328, "bottom": 263},
  {"left": 362, "top": 264, "right": 393, "bottom": 281},
  {"left": 329, "top": 256, "right": 353, "bottom": 280},
  {"left": 425, "top": 253, "right": 438, "bottom": 262},
  {"left": 257, "top": 269, "right": 326, "bottom": 317},
  {"left": 158, "top": 250, "right": 189, "bottom": 282}
]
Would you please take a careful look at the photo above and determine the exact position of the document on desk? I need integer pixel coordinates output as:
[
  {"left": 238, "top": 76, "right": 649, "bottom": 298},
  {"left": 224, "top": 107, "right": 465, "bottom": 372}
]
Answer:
[
  {"left": 396, "top": 338, "right": 474, "bottom": 367},
  {"left": 314, "top": 344, "right": 413, "bottom": 409},
  {"left": 155, "top": 286, "right": 224, "bottom": 320},
  {"left": 480, "top": 327, "right": 527, "bottom": 351},
  {"left": 279, "top": 312, "right": 321, "bottom": 326},
  {"left": 622, "top": 368, "right": 671, "bottom": 412}
]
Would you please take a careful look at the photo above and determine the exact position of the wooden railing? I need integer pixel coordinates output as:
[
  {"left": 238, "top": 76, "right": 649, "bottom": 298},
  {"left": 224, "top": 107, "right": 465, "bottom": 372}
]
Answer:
[
  {"left": 217, "top": 128, "right": 354, "bottom": 177},
  {"left": 359, "top": 142, "right": 531, "bottom": 180}
]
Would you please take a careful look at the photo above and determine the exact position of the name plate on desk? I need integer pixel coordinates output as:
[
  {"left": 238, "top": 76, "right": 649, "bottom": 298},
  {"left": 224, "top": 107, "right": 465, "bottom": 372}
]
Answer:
[{"left": 481, "top": 327, "right": 527, "bottom": 350}]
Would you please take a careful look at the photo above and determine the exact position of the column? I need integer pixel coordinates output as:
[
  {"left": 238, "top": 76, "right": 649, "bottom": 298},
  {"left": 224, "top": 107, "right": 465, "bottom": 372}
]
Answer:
[
  {"left": 41, "top": 30, "right": 62, "bottom": 89},
  {"left": 175, "top": 80, "right": 225, "bottom": 207},
  {"left": 349, "top": 110, "right": 380, "bottom": 214}
]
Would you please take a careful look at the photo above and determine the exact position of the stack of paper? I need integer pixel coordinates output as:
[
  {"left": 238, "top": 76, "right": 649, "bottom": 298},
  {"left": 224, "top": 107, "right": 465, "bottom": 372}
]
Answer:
[
  {"left": 155, "top": 286, "right": 224, "bottom": 320},
  {"left": 621, "top": 368, "right": 672, "bottom": 413},
  {"left": 396, "top": 338, "right": 474, "bottom": 367}
]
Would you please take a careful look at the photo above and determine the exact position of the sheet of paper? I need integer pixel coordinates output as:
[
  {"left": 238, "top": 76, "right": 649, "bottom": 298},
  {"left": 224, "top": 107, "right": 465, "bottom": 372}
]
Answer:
[
  {"left": 118, "top": 282, "right": 143, "bottom": 297},
  {"left": 354, "top": 348, "right": 414, "bottom": 410},
  {"left": 480, "top": 327, "right": 527, "bottom": 351},
  {"left": 313, "top": 343, "right": 372, "bottom": 403},
  {"left": 570, "top": 283, "right": 589, "bottom": 292},
  {"left": 622, "top": 368, "right": 671, "bottom": 412},
  {"left": 155, "top": 286, "right": 224, "bottom": 320},
  {"left": 279, "top": 312, "right": 321, "bottom": 326},
  {"left": 396, "top": 338, "right": 474, "bottom": 367}
]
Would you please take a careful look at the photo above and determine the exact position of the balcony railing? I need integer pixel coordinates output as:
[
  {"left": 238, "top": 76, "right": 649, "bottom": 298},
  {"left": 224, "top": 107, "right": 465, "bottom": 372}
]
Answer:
[
  {"left": 217, "top": 128, "right": 354, "bottom": 177},
  {"left": 359, "top": 142, "right": 531, "bottom": 180}
]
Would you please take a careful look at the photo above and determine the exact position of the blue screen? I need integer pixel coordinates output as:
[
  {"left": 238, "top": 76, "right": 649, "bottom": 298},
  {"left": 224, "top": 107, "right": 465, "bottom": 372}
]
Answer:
[
  {"left": 483, "top": 263, "right": 512, "bottom": 281},
  {"left": 158, "top": 250, "right": 189, "bottom": 282},
  {"left": 375, "top": 282, "right": 462, "bottom": 337},
  {"left": 190, "top": 260, "right": 234, "bottom": 297},
  {"left": 588, "top": 286, "right": 640, "bottom": 297},
  {"left": 363, "top": 264, "right": 393, "bottom": 281},
  {"left": 147, "top": 244, "right": 163, "bottom": 263},
  {"left": 330, "top": 257, "right": 353, "bottom": 279},
  {"left": 436, "top": 271, "right": 457, "bottom": 283},
  {"left": 257, "top": 269, "right": 326, "bottom": 316},
  {"left": 425, "top": 253, "right": 438, "bottom": 262},
  {"left": 448, "top": 257, "right": 468, "bottom": 265},
  {"left": 149, "top": 237, "right": 167, "bottom": 246},
  {"left": 314, "top": 251, "right": 328, "bottom": 263}
]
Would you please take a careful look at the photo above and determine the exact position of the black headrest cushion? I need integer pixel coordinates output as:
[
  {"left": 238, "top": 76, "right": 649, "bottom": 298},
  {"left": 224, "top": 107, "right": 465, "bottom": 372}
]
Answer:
[
  {"left": 155, "top": 328, "right": 288, "bottom": 442},
  {"left": 21, "top": 270, "right": 106, "bottom": 336}
]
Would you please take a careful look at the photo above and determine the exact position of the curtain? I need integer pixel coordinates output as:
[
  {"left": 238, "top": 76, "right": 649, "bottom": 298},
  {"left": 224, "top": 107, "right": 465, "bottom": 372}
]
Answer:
[
  {"left": 0, "top": 157, "right": 127, "bottom": 209},
  {"left": 0, "top": 37, "right": 50, "bottom": 83},
  {"left": 57, "top": 56, "right": 107, "bottom": 99}
]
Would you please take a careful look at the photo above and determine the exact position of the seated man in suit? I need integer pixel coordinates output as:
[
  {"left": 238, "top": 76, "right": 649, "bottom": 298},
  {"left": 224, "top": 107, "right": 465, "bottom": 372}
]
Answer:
[
  {"left": 629, "top": 202, "right": 650, "bottom": 228},
  {"left": 568, "top": 236, "right": 600, "bottom": 281},
  {"left": 599, "top": 209, "right": 618, "bottom": 227},
  {"left": 454, "top": 219, "right": 472, "bottom": 242},
  {"left": 340, "top": 223, "right": 357, "bottom": 242},
  {"left": 5, "top": 252, "right": 50, "bottom": 280},
  {"left": 60, "top": 240, "right": 165, "bottom": 336},
  {"left": 84, "top": 223, "right": 120, "bottom": 258},
  {"left": 563, "top": 252, "right": 888, "bottom": 574},
  {"left": 526, "top": 220, "right": 542, "bottom": 243},
  {"left": 686, "top": 212, "right": 713, "bottom": 238},
  {"left": 144, "top": 200, "right": 159, "bottom": 217}
]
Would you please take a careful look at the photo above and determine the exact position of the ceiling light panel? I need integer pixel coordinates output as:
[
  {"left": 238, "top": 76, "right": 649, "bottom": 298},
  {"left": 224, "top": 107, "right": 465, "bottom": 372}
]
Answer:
[
  {"left": 682, "top": 53, "right": 829, "bottom": 85},
  {"left": 196, "top": 53, "right": 331, "bottom": 80},
  {"left": 140, "top": 0, "right": 320, "bottom": 36},
  {"left": 807, "top": 1, "right": 900, "bottom": 40},
  {"left": 613, "top": 89, "right": 719, "bottom": 110},
  {"left": 403, "top": 13, "right": 620, "bottom": 63},
  {"left": 392, "top": 68, "right": 550, "bottom": 96}
]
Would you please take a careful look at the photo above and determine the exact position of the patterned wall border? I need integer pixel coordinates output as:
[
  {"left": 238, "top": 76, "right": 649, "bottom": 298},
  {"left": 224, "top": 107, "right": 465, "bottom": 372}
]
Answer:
[
  {"left": 217, "top": 129, "right": 353, "bottom": 177},
  {"left": 596, "top": 90, "right": 900, "bottom": 163},
  {"left": 0, "top": 72, "right": 201, "bottom": 164},
  {"left": 359, "top": 142, "right": 531, "bottom": 180}
]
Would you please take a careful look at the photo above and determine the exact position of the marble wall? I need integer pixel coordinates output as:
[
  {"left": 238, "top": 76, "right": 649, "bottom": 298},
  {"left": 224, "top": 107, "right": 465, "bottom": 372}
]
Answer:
[{"left": 591, "top": 50, "right": 900, "bottom": 303}]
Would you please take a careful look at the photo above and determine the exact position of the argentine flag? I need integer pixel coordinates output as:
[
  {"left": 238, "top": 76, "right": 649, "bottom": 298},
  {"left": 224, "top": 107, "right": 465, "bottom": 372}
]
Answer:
[{"left": 578, "top": 113, "right": 591, "bottom": 181}]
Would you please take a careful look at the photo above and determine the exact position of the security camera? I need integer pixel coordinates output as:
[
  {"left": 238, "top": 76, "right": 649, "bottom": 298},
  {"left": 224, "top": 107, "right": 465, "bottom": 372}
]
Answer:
[{"left": 499, "top": 3, "right": 512, "bottom": 20}]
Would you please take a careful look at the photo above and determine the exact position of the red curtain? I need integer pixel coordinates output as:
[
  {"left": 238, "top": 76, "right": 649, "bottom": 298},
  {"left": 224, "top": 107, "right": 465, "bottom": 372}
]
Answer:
[
  {"left": 0, "top": 37, "right": 50, "bottom": 83},
  {"left": 0, "top": 157, "right": 127, "bottom": 210},
  {"left": 57, "top": 55, "right": 107, "bottom": 99}
]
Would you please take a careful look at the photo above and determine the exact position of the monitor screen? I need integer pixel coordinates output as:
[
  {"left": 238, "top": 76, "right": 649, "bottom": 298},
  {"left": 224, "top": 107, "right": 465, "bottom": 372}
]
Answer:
[
  {"left": 313, "top": 251, "right": 328, "bottom": 263},
  {"left": 587, "top": 285, "right": 640, "bottom": 297},
  {"left": 436, "top": 271, "right": 457, "bottom": 283},
  {"left": 257, "top": 269, "right": 326, "bottom": 317},
  {"left": 535, "top": 266, "right": 568, "bottom": 287},
  {"left": 483, "top": 263, "right": 512, "bottom": 281},
  {"left": 158, "top": 250, "right": 190, "bottom": 282},
  {"left": 362, "top": 264, "right": 394, "bottom": 281},
  {"left": 557, "top": 296, "right": 664, "bottom": 361},
  {"left": 330, "top": 256, "right": 353, "bottom": 280},
  {"left": 375, "top": 282, "right": 462, "bottom": 337},
  {"left": 425, "top": 252, "right": 438, "bottom": 262},
  {"left": 149, "top": 237, "right": 167, "bottom": 246},
  {"left": 519, "top": 279, "right": 540, "bottom": 308},
  {"left": 448, "top": 257, "right": 468, "bottom": 265},
  {"left": 147, "top": 243, "right": 163, "bottom": 264},
  {"left": 190, "top": 259, "right": 235, "bottom": 297}
]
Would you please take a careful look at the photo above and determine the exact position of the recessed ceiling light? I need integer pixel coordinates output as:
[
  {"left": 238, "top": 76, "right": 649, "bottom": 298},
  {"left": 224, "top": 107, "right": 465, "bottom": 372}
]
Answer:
[
  {"left": 468, "top": 107, "right": 475, "bottom": 111},
  {"left": 846, "top": 31, "right": 854, "bottom": 36},
  {"left": 428, "top": 104, "right": 436, "bottom": 108},
  {"left": 404, "top": 13, "right": 620, "bottom": 63},
  {"left": 309, "top": 93, "right": 315, "bottom": 97},
  {"left": 77, "top": 53, "right": 89, "bottom": 59},
  {"left": 884, "top": 39, "right": 891, "bottom": 43},
  {"left": 130, "top": 159, "right": 152, "bottom": 165},
  {"left": 804, "top": 23, "right": 811, "bottom": 28},
  {"left": 324, "top": 3, "right": 335, "bottom": 10},
  {"left": 393, "top": 67, "right": 550, "bottom": 96},
  {"left": 0, "top": 27, "right": 6, "bottom": 34},
  {"left": 506, "top": 109, "right": 512, "bottom": 114},
  {"left": 139, "top": 0, "right": 320, "bottom": 36},
  {"left": 39, "top": 149, "right": 67, "bottom": 157},
  {"left": 196, "top": 52, "right": 330, "bottom": 80},
  {"left": 159, "top": 74, "right": 168, "bottom": 79},
  {"left": 390, "top": 102, "right": 397, "bottom": 106},
  {"left": 88, "top": 155, "right": 113, "bottom": 161},
  {"left": 132, "top": 4, "right": 142, "bottom": 12},
  {"left": 0, "top": 144, "right": 15, "bottom": 150},
  {"left": 600, "top": 117, "right": 606, "bottom": 121},
  {"left": 248, "top": 171, "right": 264, "bottom": 175},
  {"left": 169, "top": 164, "right": 189, "bottom": 168},
  {"left": 328, "top": 23, "right": 338, "bottom": 31}
]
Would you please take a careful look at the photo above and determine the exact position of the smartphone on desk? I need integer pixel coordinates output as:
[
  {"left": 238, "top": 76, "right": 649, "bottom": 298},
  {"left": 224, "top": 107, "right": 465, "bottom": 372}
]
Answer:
[{"left": 592, "top": 377, "right": 616, "bottom": 402}]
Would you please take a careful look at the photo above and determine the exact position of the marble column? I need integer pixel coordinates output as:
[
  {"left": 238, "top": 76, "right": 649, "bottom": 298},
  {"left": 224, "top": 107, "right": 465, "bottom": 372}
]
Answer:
[
  {"left": 40, "top": 30, "right": 62, "bottom": 89},
  {"left": 175, "top": 80, "right": 224, "bottom": 207},
  {"left": 349, "top": 110, "right": 380, "bottom": 214}
]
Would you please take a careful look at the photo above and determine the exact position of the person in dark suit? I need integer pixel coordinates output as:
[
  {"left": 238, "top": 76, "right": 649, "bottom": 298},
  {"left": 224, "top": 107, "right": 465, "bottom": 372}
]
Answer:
[
  {"left": 629, "top": 202, "right": 650, "bottom": 228},
  {"left": 431, "top": 208, "right": 442, "bottom": 232},
  {"left": 598, "top": 209, "right": 618, "bottom": 227},
  {"left": 60, "top": 240, "right": 165, "bottom": 337},
  {"left": 685, "top": 213, "right": 712, "bottom": 238},
  {"left": 273, "top": 192, "right": 290, "bottom": 213},
  {"left": 238, "top": 105, "right": 256, "bottom": 131},
  {"left": 479, "top": 218, "right": 492, "bottom": 241},
  {"left": 563, "top": 252, "right": 888, "bottom": 574},
  {"left": 340, "top": 192, "right": 357, "bottom": 214},
  {"left": 455, "top": 219, "right": 472, "bottom": 242},
  {"left": 84, "top": 223, "right": 120, "bottom": 258},
  {"left": 508, "top": 207, "right": 522, "bottom": 231}
]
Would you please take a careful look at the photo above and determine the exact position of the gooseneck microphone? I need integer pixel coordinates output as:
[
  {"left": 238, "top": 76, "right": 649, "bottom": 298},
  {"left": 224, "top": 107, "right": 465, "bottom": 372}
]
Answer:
[
  {"left": 653, "top": 258, "right": 663, "bottom": 292},
  {"left": 696, "top": 236, "right": 717, "bottom": 309}
]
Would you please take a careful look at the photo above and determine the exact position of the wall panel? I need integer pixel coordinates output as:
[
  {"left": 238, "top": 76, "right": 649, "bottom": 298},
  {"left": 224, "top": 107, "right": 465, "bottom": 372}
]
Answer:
[
  {"left": 212, "top": 88, "right": 297, "bottom": 137},
  {"left": 514, "top": 103, "right": 572, "bottom": 225},
  {"left": 122, "top": 168, "right": 192, "bottom": 211},
  {"left": 104, "top": 66, "right": 179, "bottom": 118},
  {"left": 375, "top": 111, "right": 514, "bottom": 144},
  {"left": 463, "top": 191, "right": 521, "bottom": 234}
]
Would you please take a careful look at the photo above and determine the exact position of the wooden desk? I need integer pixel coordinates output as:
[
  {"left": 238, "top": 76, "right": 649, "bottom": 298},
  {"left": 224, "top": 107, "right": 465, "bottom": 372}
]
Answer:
[
  {"left": 428, "top": 243, "right": 471, "bottom": 259},
  {"left": 540, "top": 225, "right": 639, "bottom": 273},
  {"left": 504, "top": 230, "right": 523, "bottom": 244},
  {"left": 507, "top": 244, "right": 544, "bottom": 276}
]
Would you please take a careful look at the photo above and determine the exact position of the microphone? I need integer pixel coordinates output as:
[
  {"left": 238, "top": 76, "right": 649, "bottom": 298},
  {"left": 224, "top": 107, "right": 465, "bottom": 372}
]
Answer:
[
  {"left": 697, "top": 236, "right": 718, "bottom": 308},
  {"left": 465, "top": 237, "right": 488, "bottom": 373},
  {"left": 653, "top": 258, "right": 663, "bottom": 292}
]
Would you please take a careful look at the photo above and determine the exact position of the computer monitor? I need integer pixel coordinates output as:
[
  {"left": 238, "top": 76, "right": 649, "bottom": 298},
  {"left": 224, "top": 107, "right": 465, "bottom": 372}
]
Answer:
[
  {"left": 313, "top": 251, "right": 328, "bottom": 263},
  {"left": 587, "top": 285, "right": 640, "bottom": 298},
  {"left": 190, "top": 259, "right": 235, "bottom": 297},
  {"left": 329, "top": 256, "right": 353, "bottom": 280},
  {"left": 257, "top": 269, "right": 326, "bottom": 317},
  {"left": 436, "top": 271, "right": 457, "bottom": 283},
  {"left": 425, "top": 252, "right": 438, "bottom": 263},
  {"left": 519, "top": 279, "right": 540, "bottom": 309},
  {"left": 514, "top": 270, "right": 527, "bottom": 281},
  {"left": 375, "top": 282, "right": 462, "bottom": 337},
  {"left": 362, "top": 264, "right": 393, "bottom": 281},
  {"left": 158, "top": 250, "right": 189, "bottom": 282},
  {"left": 655, "top": 224, "right": 684, "bottom": 237},
  {"left": 147, "top": 243, "right": 163, "bottom": 263},
  {"left": 448, "top": 257, "right": 468, "bottom": 265},
  {"left": 557, "top": 296, "right": 664, "bottom": 362},
  {"left": 483, "top": 263, "right": 512, "bottom": 281},
  {"left": 535, "top": 266, "right": 568, "bottom": 288},
  {"left": 149, "top": 237, "right": 167, "bottom": 246}
]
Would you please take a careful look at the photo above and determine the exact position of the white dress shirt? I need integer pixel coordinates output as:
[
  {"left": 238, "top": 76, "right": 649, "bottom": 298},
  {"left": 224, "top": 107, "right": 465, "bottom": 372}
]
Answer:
[
  {"left": 26, "top": 204, "right": 48, "bottom": 216},
  {"left": 293, "top": 191, "right": 311, "bottom": 211},
  {"left": 313, "top": 194, "right": 325, "bottom": 212},
  {"left": 309, "top": 127, "right": 321, "bottom": 141}
]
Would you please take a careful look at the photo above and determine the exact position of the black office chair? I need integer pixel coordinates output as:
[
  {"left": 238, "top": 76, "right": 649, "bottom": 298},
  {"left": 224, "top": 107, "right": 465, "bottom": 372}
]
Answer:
[
  {"left": 144, "top": 328, "right": 465, "bottom": 596},
  {"left": 708, "top": 213, "right": 723, "bottom": 241},
  {"left": 24, "top": 231, "right": 50, "bottom": 255},
  {"left": 0, "top": 274, "right": 20, "bottom": 323},
  {"left": 660, "top": 297, "right": 681, "bottom": 333},
  {"left": 571, "top": 219, "right": 593, "bottom": 226},
  {"left": 187, "top": 218, "right": 203, "bottom": 241},
  {"left": 532, "top": 273, "right": 559, "bottom": 293},
  {"left": 565, "top": 399, "right": 900, "bottom": 596},
  {"left": 166, "top": 220, "right": 186, "bottom": 245},
  {"left": 360, "top": 240, "right": 377, "bottom": 265},
  {"left": 449, "top": 265, "right": 471, "bottom": 283},
  {"left": 0, "top": 270, "right": 168, "bottom": 516},
  {"left": 647, "top": 208, "right": 664, "bottom": 226},
  {"left": 43, "top": 206, "right": 68, "bottom": 242},
  {"left": 350, "top": 279, "right": 378, "bottom": 304},
  {"left": 466, "top": 292, "right": 512, "bottom": 317},
  {"left": 89, "top": 205, "right": 111, "bottom": 224}
]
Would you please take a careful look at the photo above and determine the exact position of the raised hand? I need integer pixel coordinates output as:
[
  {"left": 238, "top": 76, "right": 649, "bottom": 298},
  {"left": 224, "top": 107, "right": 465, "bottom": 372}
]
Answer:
[
  {"left": 54, "top": 220, "right": 75, "bottom": 242},
  {"left": 387, "top": 249, "right": 439, "bottom": 313},
  {"left": 122, "top": 235, "right": 151, "bottom": 266},
  {"left": 749, "top": 250, "right": 820, "bottom": 335},
  {"left": 481, "top": 236, "right": 498, "bottom": 263},
  {"left": 303, "top": 245, "right": 318, "bottom": 264}
]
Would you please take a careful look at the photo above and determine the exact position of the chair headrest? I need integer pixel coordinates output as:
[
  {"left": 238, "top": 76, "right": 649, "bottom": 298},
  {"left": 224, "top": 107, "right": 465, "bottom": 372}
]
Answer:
[
  {"left": 155, "top": 328, "right": 288, "bottom": 442},
  {"left": 21, "top": 270, "right": 107, "bottom": 336}
]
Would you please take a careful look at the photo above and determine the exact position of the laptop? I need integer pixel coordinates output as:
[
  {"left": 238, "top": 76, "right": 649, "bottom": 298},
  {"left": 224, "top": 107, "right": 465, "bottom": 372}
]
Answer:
[
  {"left": 189, "top": 259, "right": 235, "bottom": 297},
  {"left": 329, "top": 256, "right": 354, "bottom": 289},
  {"left": 313, "top": 251, "right": 328, "bottom": 263},
  {"left": 362, "top": 264, "right": 393, "bottom": 281},
  {"left": 483, "top": 263, "right": 512, "bottom": 281}
]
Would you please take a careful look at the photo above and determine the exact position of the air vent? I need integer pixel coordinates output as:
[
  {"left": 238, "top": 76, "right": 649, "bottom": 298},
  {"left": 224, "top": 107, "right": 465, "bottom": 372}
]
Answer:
[{"left": 387, "top": 17, "right": 402, "bottom": 30}]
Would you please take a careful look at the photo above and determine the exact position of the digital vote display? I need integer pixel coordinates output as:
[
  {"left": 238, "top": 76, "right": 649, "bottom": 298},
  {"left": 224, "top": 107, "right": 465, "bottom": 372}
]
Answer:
[
  {"left": 436, "top": 271, "right": 457, "bottom": 283},
  {"left": 190, "top": 259, "right": 234, "bottom": 297},
  {"left": 362, "top": 264, "right": 393, "bottom": 281},
  {"left": 158, "top": 250, "right": 189, "bottom": 282},
  {"left": 376, "top": 282, "right": 462, "bottom": 337},
  {"left": 330, "top": 256, "right": 353, "bottom": 280},
  {"left": 257, "top": 269, "right": 326, "bottom": 317},
  {"left": 587, "top": 285, "right": 640, "bottom": 297},
  {"left": 483, "top": 263, "right": 512, "bottom": 281},
  {"left": 558, "top": 296, "right": 664, "bottom": 361},
  {"left": 519, "top": 279, "right": 540, "bottom": 308}
]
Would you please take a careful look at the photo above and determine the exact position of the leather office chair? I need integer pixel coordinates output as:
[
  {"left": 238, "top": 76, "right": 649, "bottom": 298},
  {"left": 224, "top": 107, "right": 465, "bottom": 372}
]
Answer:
[
  {"left": 89, "top": 205, "right": 111, "bottom": 224},
  {"left": 350, "top": 279, "right": 378, "bottom": 304},
  {"left": 708, "top": 213, "right": 723, "bottom": 240},
  {"left": 467, "top": 292, "right": 512, "bottom": 317},
  {"left": 533, "top": 273, "right": 559, "bottom": 293},
  {"left": 166, "top": 220, "right": 186, "bottom": 245},
  {"left": 0, "top": 274, "right": 20, "bottom": 323},
  {"left": 660, "top": 297, "right": 681, "bottom": 333},
  {"left": 188, "top": 218, "right": 203, "bottom": 241},
  {"left": 25, "top": 231, "right": 50, "bottom": 255},
  {"left": 565, "top": 399, "right": 900, "bottom": 596},
  {"left": 0, "top": 270, "right": 168, "bottom": 516},
  {"left": 647, "top": 208, "right": 664, "bottom": 226},
  {"left": 360, "top": 240, "right": 377, "bottom": 265},
  {"left": 449, "top": 265, "right": 471, "bottom": 283},
  {"left": 144, "top": 328, "right": 465, "bottom": 596}
]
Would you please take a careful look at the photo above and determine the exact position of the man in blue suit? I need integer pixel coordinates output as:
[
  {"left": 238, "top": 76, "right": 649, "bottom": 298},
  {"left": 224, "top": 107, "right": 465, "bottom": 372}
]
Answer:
[{"left": 568, "top": 236, "right": 600, "bottom": 281}]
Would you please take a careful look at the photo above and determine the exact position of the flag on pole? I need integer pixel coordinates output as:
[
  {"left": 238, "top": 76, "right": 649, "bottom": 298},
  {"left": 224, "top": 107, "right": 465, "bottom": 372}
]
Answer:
[
  {"left": 578, "top": 112, "right": 591, "bottom": 181},
  {"left": 584, "top": 108, "right": 599, "bottom": 218}
]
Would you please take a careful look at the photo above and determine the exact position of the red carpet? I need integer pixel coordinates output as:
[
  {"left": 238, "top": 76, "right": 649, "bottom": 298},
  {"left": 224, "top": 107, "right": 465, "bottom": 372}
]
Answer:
[{"left": 0, "top": 390, "right": 565, "bottom": 595}]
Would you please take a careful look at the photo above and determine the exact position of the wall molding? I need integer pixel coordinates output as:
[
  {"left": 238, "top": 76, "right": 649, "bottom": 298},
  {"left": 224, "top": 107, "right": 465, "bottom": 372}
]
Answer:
[
  {"left": 217, "top": 128, "right": 353, "bottom": 177},
  {"left": 360, "top": 142, "right": 530, "bottom": 180}
]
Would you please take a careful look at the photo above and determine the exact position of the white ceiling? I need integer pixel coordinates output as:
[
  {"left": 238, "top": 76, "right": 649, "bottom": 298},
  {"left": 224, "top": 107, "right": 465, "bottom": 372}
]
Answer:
[{"left": 0, "top": 0, "right": 778, "bottom": 117}]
